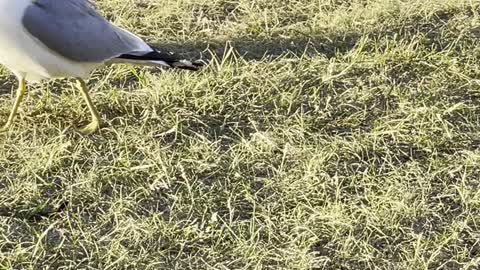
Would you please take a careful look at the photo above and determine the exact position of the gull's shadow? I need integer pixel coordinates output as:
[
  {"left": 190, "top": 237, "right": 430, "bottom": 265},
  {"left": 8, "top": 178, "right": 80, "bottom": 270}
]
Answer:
[
  {"left": 153, "top": 32, "right": 360, "bottom": 62},
  {"left": 141, "top": 7, "right": 473, "bottom": 139},
  {"left": 152, "top": 7, "right": 464, "bottom": 63}
]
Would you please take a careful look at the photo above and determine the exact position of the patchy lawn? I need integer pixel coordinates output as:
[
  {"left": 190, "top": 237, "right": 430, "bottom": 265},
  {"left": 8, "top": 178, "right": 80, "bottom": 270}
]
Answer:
[{"left": 1, "top": 0, "right": 479, "bottom": 269}]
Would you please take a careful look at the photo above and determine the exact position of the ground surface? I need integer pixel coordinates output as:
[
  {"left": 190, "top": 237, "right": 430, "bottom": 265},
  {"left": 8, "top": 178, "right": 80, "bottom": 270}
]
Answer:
[{"left": 0, "top": 0, "right": 479, "bottom": 269}]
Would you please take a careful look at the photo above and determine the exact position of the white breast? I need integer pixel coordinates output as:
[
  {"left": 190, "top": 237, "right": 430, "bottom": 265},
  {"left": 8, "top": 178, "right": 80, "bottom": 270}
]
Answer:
[{"left": 0, "top": 0, "right": 100, "bottom": 82}]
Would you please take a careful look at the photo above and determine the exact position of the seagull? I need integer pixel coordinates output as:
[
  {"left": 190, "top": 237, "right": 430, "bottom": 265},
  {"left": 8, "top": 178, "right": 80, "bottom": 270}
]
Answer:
[{"left": 0, "top": 0, "right": 202, "bottom": 134}]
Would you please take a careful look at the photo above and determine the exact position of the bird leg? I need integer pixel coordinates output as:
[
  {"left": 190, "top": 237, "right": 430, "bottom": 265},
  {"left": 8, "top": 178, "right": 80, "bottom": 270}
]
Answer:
[
  {"left": 75, "top": 79, "right": 101, "bottom": 135},
  {"left": 0, "top": 77, "right": 26, "bottom": 133}
]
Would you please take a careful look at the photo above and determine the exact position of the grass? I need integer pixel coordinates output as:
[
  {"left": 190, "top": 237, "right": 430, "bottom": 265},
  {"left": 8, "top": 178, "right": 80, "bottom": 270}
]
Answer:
[{"left": 0, "top": 0, "right": 479, "bottom": 269}]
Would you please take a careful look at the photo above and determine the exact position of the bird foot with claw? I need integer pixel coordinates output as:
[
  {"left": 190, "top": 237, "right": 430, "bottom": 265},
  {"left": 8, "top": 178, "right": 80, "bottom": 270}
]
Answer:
[{"left": 77, "top": 121, "right": 100, "bottom": 135}]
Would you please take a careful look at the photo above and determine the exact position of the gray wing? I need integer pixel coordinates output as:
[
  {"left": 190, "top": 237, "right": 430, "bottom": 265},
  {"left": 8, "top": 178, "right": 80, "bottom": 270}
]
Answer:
[{"left": 22, "top": 0, "right": 151, "bottom": 63}]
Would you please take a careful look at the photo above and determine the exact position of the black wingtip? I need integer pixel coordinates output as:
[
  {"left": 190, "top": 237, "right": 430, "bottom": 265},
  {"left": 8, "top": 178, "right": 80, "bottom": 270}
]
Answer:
[
  {"left": 118, "top": 48, "right": 206, "bottom": 71},
  {"left": 171, "top": 59, "right": 207, "bottom": 71}
]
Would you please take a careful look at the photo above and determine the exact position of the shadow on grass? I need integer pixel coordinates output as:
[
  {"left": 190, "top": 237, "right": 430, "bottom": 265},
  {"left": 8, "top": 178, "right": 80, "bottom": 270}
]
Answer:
[
  {"left": 0, "top": 76, "right": 17, "bottom": 95},
  {"left": 154, "top": 32, "right": 359, "bottom": 61},
  {"left": 138, "top": 5, "right": 479, "bottom": 147},
  {"left": 154, "top": 6, "right": 473, "bottom": 62}
]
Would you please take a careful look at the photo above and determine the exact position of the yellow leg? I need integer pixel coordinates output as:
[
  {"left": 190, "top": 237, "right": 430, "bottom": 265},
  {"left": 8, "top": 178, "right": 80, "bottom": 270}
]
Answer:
[
  {"left": 75, "top": 79, "right": 101, "bottom": 135},
  {"left": 0, "top": 77, "right": 26, "bottom": 133}
]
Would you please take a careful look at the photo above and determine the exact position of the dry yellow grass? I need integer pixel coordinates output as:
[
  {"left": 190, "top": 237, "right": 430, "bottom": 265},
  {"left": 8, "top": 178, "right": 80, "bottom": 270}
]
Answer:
[{"left": 0, "top": 0, "right": 479, "bottom": 269}]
